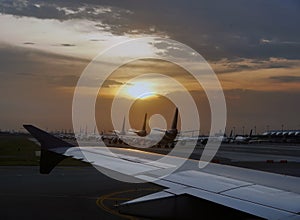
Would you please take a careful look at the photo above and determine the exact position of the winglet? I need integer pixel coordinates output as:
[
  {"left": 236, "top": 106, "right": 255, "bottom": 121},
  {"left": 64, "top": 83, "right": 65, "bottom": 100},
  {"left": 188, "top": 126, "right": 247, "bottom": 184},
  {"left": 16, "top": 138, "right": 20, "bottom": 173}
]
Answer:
[
  {"left": 39, "top": 149, "right": 67, "bottom": 174},
  {"left": 23, "top": 125, "right": 73, "bottom": 174},
  {"left": 23, "top": 124, "right": 74, "bottom": 150}
]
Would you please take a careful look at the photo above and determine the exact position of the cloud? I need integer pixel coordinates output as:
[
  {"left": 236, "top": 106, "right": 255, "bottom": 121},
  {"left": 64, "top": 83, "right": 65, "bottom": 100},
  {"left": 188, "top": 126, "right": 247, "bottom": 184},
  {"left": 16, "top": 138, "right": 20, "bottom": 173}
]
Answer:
[
  {"left": 1, "top": 0, "right": 300, "bottom": 60},
  {"left": 23, "top": 42, "right": 35, "bottom": 45},
  {"left": 0, "top": 14, "right": 121, "bottom": 59},
  {"left": 60, "top": 43, "right": 75, "bottom": 47},
  {"left": 260, "top": 38, "right": 300, "bottom": 46},
  {"left": 102, "top": 79, "right": 124, "bottom": 88},
  {"left": 0, "top": 0, "right": 134, "bottom": 34},
  {"left": 89, "top": 39, "right": 106, "bottom": 42},
  {"left": 218, "top": 70, "right": 300, "bottom": 93},
  {"left": 206, "top": 57, "right": 300, "bottom": 92},
  {"left": 211, "top": 57, "right": 300, "bottom": 74},
  {"left": 270, "top": 75, "right": 300, "bottom": 83}
]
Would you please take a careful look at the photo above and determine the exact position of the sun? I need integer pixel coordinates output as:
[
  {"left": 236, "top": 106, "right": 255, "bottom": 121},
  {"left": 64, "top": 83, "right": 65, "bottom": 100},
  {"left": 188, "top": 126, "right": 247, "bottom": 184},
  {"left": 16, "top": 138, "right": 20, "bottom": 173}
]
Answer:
[{"left": 126, "top": 81, "right": 156, "bottom": 99}]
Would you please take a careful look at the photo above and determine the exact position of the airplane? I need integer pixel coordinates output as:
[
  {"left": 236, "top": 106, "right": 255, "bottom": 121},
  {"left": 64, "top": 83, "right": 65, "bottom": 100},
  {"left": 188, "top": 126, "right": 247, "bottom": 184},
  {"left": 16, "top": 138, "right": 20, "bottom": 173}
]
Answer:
[
  {"left": 23, "top": 124, "right": 300, "bottom": 219},
  {"left": 259, "top": 130, "right": 300, "bottom": 144},
  {"left": 220, "top": 129, "right": 234, "bottom": 144},
  {"left": 232, "top": 129, "right": 253, "bottom": 144},
  {"left": 113, "top": 113, "right": 148, "bottom": 137},
  {"left": 101, "top": 113, "right": 148, "bottom": 146},
  {"left": 188, "top": 130, "right": 233, "bottom": 146},
  {"left": 102, "top": 108, "right": 179, "bottom": 148},
  {"left": 110, "top": 116, "right": 126, "bottom": 135}
]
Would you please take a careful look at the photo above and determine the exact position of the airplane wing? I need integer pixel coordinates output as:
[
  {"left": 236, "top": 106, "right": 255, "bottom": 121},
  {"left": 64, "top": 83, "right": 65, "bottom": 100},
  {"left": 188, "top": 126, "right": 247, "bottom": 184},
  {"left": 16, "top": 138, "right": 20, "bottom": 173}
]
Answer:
[{"left": 24, "top": 125, "right": 300, "bottom": 219}]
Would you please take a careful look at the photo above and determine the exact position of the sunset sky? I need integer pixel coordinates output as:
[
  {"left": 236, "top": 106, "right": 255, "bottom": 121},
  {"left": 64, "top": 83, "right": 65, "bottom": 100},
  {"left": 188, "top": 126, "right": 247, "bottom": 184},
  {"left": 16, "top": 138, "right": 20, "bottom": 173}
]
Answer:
[{"left": 0, "top": 0, "right": 300, "bottom": 134}]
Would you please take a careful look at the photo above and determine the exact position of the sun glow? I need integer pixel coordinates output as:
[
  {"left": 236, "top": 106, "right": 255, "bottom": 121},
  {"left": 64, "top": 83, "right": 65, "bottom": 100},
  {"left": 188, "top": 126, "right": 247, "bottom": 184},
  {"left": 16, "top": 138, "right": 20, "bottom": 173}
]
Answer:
[{"left": 126, "top": 81, "right": 156, "bottom": 99}]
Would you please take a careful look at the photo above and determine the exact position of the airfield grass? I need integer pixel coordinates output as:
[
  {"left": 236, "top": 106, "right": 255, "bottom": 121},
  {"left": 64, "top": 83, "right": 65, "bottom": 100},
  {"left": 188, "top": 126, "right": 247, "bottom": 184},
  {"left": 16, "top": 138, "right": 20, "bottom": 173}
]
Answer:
[{"left": 0, "top": 134, "right": 87, "bottom": 166}]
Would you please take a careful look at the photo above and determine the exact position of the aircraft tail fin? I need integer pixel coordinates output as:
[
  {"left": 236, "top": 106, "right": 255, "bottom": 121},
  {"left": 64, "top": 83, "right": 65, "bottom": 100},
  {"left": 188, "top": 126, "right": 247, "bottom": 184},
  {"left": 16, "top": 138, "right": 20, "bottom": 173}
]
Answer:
[
  {"left": 142, "top": 113, "right": 147, "bottom": 131},
  {"left": 171, "top": 108, "right": 178, "bottom": 130},
  {"left": 23, "top": 125, "right": 73, "bottom": 174},
  {"left": 249, "top": 129, "right": 253, "bottom": 137},
  {"left": 121, "top": 116, "right": 126, "bottom": 135}
]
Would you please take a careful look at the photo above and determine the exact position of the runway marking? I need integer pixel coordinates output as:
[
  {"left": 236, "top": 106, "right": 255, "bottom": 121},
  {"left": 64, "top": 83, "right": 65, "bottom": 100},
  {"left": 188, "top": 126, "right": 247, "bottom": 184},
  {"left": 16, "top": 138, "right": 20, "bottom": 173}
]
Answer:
[{"left": 96, "top": 187, "right": 160, "bottom": 220}]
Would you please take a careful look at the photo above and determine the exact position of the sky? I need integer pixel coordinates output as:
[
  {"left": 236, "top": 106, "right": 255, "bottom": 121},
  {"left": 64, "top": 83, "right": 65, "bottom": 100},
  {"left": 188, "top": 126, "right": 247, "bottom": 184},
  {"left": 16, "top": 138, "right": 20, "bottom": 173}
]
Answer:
[{"left": 0, "top": 0, "right": 300, "bottom": 135}]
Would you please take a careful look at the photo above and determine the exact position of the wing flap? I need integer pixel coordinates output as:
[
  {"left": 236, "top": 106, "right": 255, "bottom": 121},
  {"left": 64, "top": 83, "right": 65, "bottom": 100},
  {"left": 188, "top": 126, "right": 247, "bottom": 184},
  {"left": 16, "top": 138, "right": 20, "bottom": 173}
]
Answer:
[
  {"left": 120, "top": 185, "right": 300, "bottom": 220},
  {"left": 179, "top": 187, "right": 298, "bottom": 220},
  {"left": 223, "top": 184, "right": 300, "bottom": 214},
  {"left": 152, "top": 170, "right": 300, "bottom": 219},
  {"left": 163, "top": 170, "right": 253, "bottom": 193}
]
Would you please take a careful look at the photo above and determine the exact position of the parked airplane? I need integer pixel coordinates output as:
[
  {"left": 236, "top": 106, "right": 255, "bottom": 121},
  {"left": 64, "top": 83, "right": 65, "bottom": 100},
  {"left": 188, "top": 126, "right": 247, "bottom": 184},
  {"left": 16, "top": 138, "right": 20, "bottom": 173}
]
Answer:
[
  {"left": 223, "top": 129, "right": 234, "bottom": 143},
  {"left": 232, "top": 129, "right": 253, "bottom": 144},
  {"left": 112, "top": 113, "right": 148, "bottom": 137},
  {"left": 102, "top": 108, "right": 179, "bottom": 148},
  {"left": 115, "top": 116, "right": 126, "bottom": 135},
  {"left": 190, "top": 130, "right": 233, "bottom": 146},
  {"left": 101, "top": 113, "right": 148, "bottom": 146},
  {"left": 260, "top": 130, "right": 300, "bottom": 143},
  {"left": 24, "top": 124, "right": 300, "bottom": 219}
]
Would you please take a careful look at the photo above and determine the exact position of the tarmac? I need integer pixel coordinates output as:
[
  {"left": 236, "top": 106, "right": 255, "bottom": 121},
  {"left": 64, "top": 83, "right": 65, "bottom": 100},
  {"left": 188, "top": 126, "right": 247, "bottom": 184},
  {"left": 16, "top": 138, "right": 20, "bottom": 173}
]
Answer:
[{"left": 0, "top": 166, "right": 157, "bottom": 220}]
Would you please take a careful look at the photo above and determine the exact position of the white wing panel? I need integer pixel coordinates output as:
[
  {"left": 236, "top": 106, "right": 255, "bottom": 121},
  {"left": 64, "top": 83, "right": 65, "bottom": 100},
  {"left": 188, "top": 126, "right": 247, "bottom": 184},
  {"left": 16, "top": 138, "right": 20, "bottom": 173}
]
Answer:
[
  {"left": 223, "top": 184, "right": 300, "bottom": 214},
  {"left": 180, "top": 187, "right": 297, "bottom": 220},
  {"left": 63, "top": 147, "right": 162, "bottom": 176},
  {"left": 164, "top": 170, "right": 252, "bottom": 193}
]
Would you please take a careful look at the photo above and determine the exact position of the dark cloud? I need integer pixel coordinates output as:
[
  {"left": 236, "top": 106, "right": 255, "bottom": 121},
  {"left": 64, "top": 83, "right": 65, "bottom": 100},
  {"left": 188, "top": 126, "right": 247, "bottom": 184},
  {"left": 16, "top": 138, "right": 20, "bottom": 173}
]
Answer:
[
  {"left": 41, "top": 74, "right": 79, "bottom": 87},
  {"left": 2, "top": 0, "right": 300, "bottom": 60},
  {"left": 60, "top": 43, "right": 75, "bottom": 47},
  {"left": 101, "top": 0, "right": 300, "bottom": 60},
  {"left": 270, "top": 75, "right": 300, "bottom": 83},
  {"left": 211, "top": 57, "right": 299, "bottom": 74},
  {"left": 89, "top": 39, "right": 106, "bottom": 42},
  {"left": 102, "top": 79, "right": 124, "bottom": 88},
  {"left": 23, "top": 42, "right": 35, "bottom": 45},
  {"left": 0, "top": 0, "right": 131, "bottom": 33}
]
